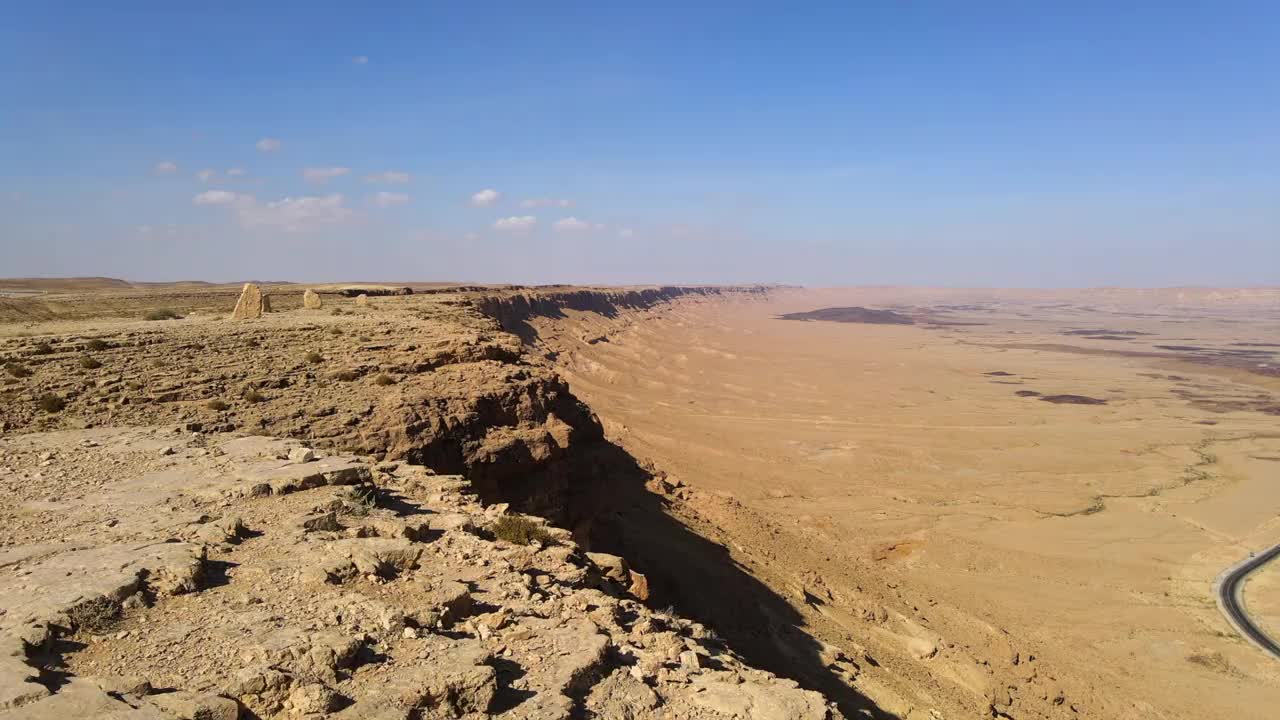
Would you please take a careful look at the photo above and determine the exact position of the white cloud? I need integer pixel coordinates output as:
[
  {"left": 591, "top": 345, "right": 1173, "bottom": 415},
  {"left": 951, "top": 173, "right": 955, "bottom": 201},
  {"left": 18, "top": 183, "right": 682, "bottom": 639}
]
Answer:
[
  {"left": 226, "top": 167, "right": 246, "bottom": 177},
  {"left": 553, "top": 217, "right": 604, "bottom": 232},
  {"left": 196, "top": 168, "right": 216, "bottom": 182},
  {"left": 193, "top": 191, "right": 352, "bottom": 232},
  {"left": 303, "top": 167, "right": 351, "bottom": 184},
  {"left": 256, "top": 138, "right": 282, "bottom": 153},
  {"left": 618, "top": 228, "right": 635, "bottom": 238},
  {"left": 519, "top": 197, "right": 573, "bottom": 208},
  {"left": 371, "top": 191, "right": 409, "bottom": 208},
  {"left": 153, "top": 161, "right": 178, "bottom": 175},
  {"left": 192, "top": 190, "right": 244, "bottom": 206},
  {"left": 364, "top": 170, "right": 410, "bottom": 184},
  {"left": 492, "top": 215, "right": 536, "bottom": 232},
  {"left": 352, "top": 55, "right": 369, "bottom": 65},
  {"left": 470, "top": 188, "right": 500, "bottom": 207}
]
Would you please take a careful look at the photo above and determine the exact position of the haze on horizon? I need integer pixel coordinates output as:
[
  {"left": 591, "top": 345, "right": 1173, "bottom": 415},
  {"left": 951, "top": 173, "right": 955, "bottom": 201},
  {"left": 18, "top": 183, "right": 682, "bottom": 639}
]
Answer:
[{"left": 3, "top": 2, "right": 1278, "bottom": 287}]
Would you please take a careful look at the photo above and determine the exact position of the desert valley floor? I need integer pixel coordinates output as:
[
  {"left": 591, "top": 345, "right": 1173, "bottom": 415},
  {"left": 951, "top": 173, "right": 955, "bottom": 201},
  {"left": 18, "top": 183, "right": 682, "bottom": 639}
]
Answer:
[{"left": 526, "top": 287, "right": 1280, "bottom": 719}]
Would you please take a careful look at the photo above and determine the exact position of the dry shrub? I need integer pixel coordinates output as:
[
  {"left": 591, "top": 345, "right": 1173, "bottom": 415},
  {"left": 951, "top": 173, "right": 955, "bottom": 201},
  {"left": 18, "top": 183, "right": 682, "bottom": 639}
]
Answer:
[
  {"left": 374, "top": 373, "right": 395, "bottom": 386},
  {"left": 144, "top": 309, "right": 182, "bottom": 321},
  {"left": 79, "top": 356, "right": 102, "bottom": 369},
  {"left": 333, "top": 370, "right": 358, "bottom": 382},
  {"left": 491, "top": 516, "right": 554, "bottom": 546},
  {"left": 37, "top": 393, "right": 66, "bottom": 413},
  {"left": 31, "top": 342, "right": 54, "bottom": 356},
  {"left": 85, "top": 339, "right": 109, "bottom": 351},
  {"left": 4, "top": 362, "right": 32, "bottom": 378},
  {"left": 242, "top": 388, "right": 266, "bottom": 403},
  {"left": 66, "top": 596, "right": 120, "bottom": 633},
  {"left": 207, "top": 399, "right": 229, "bottom": 411},
  {"left": 305, "top": 351, "right": 323, "bottom": 364}
]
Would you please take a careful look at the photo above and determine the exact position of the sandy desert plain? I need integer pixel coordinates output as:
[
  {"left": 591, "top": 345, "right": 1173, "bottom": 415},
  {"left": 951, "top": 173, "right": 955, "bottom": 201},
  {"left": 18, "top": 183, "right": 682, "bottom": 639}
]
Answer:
[{"left": 0, "top": 280, "right": 1278, "bottom": 720}]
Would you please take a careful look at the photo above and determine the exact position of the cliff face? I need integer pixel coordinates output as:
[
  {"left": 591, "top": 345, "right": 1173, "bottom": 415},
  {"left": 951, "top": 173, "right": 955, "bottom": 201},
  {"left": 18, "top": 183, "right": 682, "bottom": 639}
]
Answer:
[
  {"left": 0, "top": 284, "right": 875, "bottom": 717},
  {"left": 472, "top": 286, "right": 770, "bottom": 342}
]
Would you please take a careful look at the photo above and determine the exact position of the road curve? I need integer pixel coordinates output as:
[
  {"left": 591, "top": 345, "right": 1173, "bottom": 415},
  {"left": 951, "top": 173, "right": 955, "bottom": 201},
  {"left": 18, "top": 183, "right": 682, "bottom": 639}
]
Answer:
[{"left": 1215, "top": 542, "right": 1280, "bottom": 660}]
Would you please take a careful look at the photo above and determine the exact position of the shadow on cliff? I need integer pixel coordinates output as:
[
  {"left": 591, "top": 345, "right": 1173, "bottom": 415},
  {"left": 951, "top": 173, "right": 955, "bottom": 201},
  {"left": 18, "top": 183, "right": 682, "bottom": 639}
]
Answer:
[
  {"left": 461, "top": 287, "right": 892, "bottom": 718},
  {"left": 564, "top": 440, "right": 896, "bottom": 720}
]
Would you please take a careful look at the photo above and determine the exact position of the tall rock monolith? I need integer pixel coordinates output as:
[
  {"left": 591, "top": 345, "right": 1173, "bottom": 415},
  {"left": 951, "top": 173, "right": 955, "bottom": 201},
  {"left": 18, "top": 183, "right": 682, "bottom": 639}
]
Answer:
[{"left": 231, "top": 283, "right": 270, "bottom": 320}]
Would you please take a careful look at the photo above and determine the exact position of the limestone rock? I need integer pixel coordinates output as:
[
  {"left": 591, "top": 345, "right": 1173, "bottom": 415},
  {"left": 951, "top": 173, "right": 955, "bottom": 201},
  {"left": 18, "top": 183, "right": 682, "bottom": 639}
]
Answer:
[
  {"left": 230, "top": 283, "right": 271, "bottom": 320},
  {"left": 303, "top": 288, "right": 323, "bottom": 310},
  {"left": 147, "top": 690, "right": 240, "bottom": 720}
]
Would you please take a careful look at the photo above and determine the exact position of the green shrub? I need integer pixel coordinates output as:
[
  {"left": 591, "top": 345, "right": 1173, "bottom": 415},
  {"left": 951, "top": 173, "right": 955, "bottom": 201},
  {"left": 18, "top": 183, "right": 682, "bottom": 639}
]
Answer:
[
  {"left": 207, "top": 399, "right": 229, "bottom": 412},
  {"left": 143, "top": 308, "right": 182, "bottom": 321},
  {"left": 79, "top": 356, "right": 102, "bottom": 370},
  {"left": 4, "top": 362, "right": 32, "bottom": 378},
  {"left": 37, "top": 393, "right": 66, "bottom": 413},
  {"left": 31, "top": 342, "right": 54, "bottom": 356},
  {"left": 85, "top": 339, "right": 109, "bottom": 351},
  {"left": 374, "top": 373, "right": 395, "bottom": 386},
  {"left": 491, "top": 516, "right": 554, "bottom": 546}
]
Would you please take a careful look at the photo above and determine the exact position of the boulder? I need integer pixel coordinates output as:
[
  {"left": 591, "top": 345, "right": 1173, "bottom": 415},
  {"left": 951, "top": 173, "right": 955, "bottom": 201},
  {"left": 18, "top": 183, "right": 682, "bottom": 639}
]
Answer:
[
  {"left": 303, "top": 289, "right": 323, "bottom": 310},
  {"left": 355, "top": 294, "right": 370, "bottom": 307},
  {"left": 230, "top": 283, "right": 271, "bottom": 320}
]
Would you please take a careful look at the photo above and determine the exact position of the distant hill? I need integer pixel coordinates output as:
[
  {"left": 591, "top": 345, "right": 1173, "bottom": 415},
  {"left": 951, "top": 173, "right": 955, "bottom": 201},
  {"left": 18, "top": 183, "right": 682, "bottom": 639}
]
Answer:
[{"left": 0, "top": 277, "right": 133, "bottom": 291}]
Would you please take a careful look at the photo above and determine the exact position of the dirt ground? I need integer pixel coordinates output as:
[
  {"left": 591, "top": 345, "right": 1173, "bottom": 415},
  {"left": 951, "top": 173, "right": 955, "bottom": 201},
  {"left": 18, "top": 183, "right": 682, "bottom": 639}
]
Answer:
[{"left": 527, "top": 287, "right": 1280, "bottom": 720}]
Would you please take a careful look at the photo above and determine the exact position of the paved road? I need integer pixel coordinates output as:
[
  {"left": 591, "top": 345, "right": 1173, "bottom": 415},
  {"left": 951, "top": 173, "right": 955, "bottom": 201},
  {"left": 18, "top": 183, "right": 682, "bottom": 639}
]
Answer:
[{"left": 1216, "top": 543, "right": 1280, "bottom": 660}]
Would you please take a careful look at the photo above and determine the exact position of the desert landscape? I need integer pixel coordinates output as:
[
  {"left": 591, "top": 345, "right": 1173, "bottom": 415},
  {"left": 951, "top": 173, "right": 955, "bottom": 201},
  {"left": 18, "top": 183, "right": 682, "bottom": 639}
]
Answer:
[
  {"left": 9, "top": 4, "right": 1279, "bottom": 718},
  {"left": 1, "top": 280, "right": 1278, "bottom": 719}
]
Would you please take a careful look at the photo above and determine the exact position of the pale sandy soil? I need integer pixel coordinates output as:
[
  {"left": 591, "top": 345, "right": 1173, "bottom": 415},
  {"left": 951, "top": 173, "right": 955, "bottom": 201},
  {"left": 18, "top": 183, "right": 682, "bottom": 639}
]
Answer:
[{"left": 532, "top": 288, "right": 1280, "bottom": 719}]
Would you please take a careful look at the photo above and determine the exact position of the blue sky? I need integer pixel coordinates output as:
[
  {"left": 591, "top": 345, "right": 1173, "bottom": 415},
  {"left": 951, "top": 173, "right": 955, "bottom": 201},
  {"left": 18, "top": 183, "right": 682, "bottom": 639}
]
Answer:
[{"left": 2, "top": 2, "right": 1278, "bottom": 285}]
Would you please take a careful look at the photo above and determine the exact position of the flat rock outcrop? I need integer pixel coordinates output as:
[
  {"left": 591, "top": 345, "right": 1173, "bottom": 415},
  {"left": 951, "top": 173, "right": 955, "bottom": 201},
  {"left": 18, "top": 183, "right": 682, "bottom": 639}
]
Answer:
[{"left": 0, "top": 427, "right": 838, "bottom": 719}]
